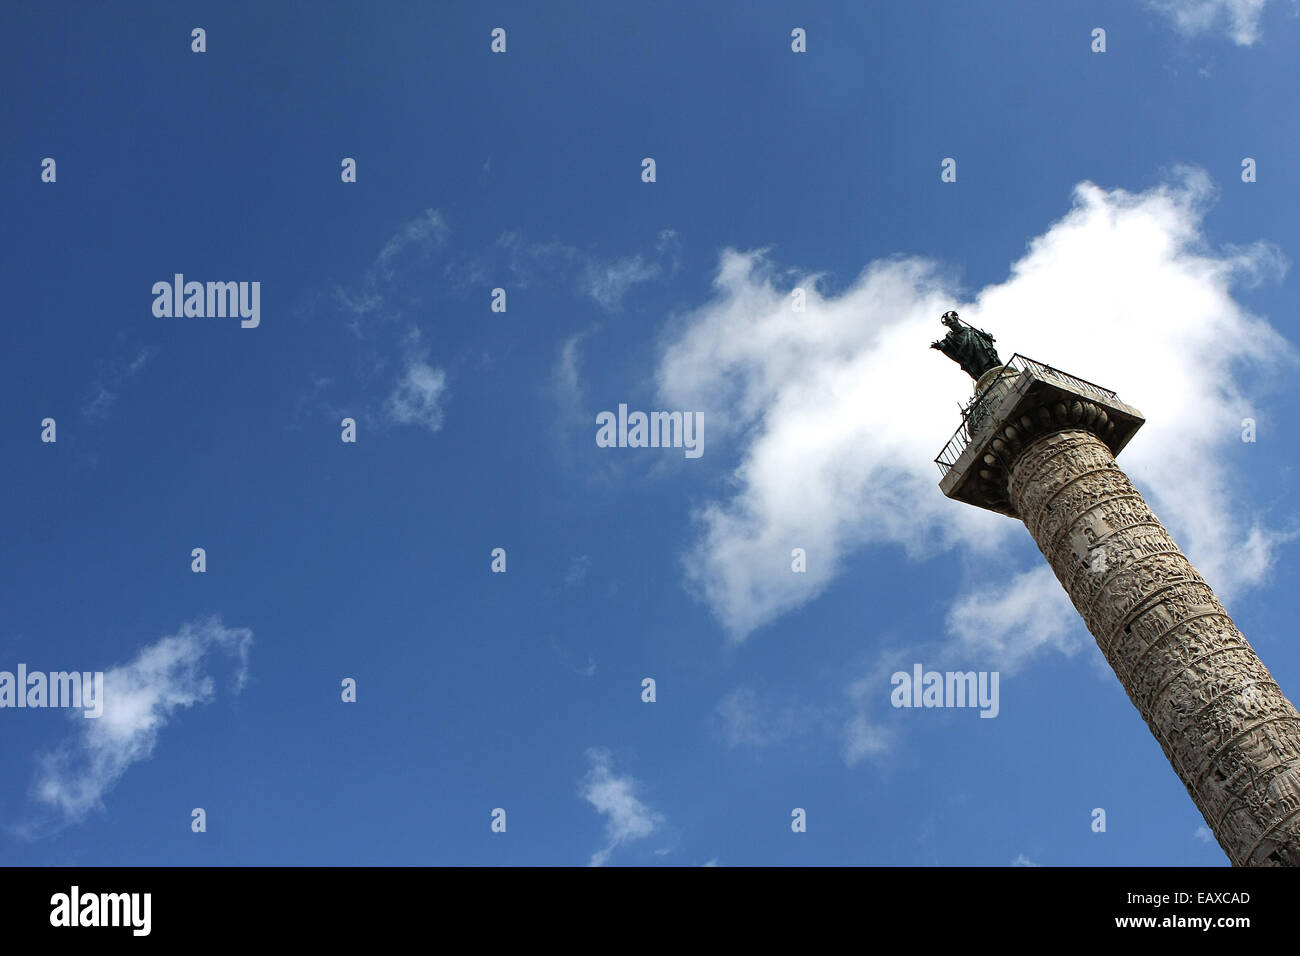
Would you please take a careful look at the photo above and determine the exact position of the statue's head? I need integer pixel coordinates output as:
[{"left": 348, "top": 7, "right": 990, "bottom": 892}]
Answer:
[{"left": 941, "top": 310, "right": 960, "bottom": 329}]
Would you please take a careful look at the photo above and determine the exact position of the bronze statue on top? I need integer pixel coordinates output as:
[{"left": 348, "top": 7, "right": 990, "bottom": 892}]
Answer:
[{"left": 930, "top": 311, "right": 1002, "bottom": 381}]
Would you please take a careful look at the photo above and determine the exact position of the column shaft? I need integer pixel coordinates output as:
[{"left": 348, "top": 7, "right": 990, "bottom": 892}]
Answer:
[{"left": 1006, "top": 429, "right": 1300, "bottom": 865}]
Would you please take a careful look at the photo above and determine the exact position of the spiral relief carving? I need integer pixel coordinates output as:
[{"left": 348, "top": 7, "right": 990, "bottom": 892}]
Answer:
[{"left": 1004, "top": 427, "right": 1300, "bottom": 865}]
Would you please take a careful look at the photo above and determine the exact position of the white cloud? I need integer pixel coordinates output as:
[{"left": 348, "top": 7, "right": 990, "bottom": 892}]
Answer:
[
  {"left": 580, "top": 748, "right": 664, "bottom": 866},
  {"left": 385, "top": 358, "right": 448, "bottom": 432},
  {"left": 657, "top": 228, "right": 683, "bottom": 274},
  {"left": 82, "top": 345, "right": 158, "bottom": 422},
  {"left": 552, "top": 330, "right": 599, "bottom": 436},
  {"left": 460, "top": 228, "right": 676, "bottom": 311},
  {"left": 555, "top": 332, "right": 587, "bottom": 404},
  {"left": 1143, "top": 0, "right": 1276, "bottom": 45},
  {"left": 842, "top": 713, "right": 894, "bottom": 765},
  {"left": 374, "top": 208, "right": 448, "bottom": 282},
  {"left": 564, "top": 554, "right": 592, "bottom": 588},
  {"left": 494, "top": 230, "right": 581, "bottom": 289},
  {"left": 944, "top": 567, "right": 1081, "bottom": 673},
  {"left": 1194, "top": 825, "right": 1216, "bottom": 843},
  {"left": 716, "top": 687, "right": 771, "bottom": 747},
  {"left": 581, "top": 229, "right": 679, "bottom": 311},
  {"left": 335, "top": 208, "right": 449, "bottom": 327},
  {"left": 30, "top": 616, "right": 252, "bottom": 826},
  {"left": 657, "top": 168, "right": 1294, "bottom": 662},
  {"left": 716, "top": 686, "right": 823, "bottom": 748},
  {"left": 322, "top": 212, "right": 452, "bottom": 433},
  {"left": 581, "top": 255, "right": 661, "bottom": 311},
  {"left": 1011, "top": 853, "right": 1041, "bottom": 867}
]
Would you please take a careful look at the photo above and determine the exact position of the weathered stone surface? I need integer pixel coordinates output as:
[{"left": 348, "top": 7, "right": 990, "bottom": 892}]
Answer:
[
  {"left": 937, "top": 362, "right": 1144, "bottom": 518},
  {"left": 1006, "top": 428, "right": 1300, "bottom": 865}
]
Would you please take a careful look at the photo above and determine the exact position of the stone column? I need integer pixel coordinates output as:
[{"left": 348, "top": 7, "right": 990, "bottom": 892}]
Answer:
[
  {"left": 1009, "top": 429, "right": 1300, "bottom": 866},
  {"left": 937, "top": 358, "right": 1300, "bottom": 865}
]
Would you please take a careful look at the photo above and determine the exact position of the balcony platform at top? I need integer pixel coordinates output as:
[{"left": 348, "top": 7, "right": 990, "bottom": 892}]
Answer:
[{"left": 934, "top": 354, "right": 1146, "bottom": 518}]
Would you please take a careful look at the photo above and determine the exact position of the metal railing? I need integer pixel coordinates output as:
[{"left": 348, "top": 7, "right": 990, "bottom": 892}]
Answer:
[
  {"left": 934, "top": 354, "right": 1118, "bottom": 477},
  {"left": 1004, "top": 354, "right": 1118, "bottom": 403}
]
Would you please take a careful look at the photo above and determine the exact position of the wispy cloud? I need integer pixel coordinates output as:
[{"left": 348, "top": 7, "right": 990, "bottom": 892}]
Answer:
[
  {"left": 842, "top": 713, "right": 894, "bottom": 764},
  {"left": 1011, "top": 853, "right": 1040, "bottom": 867},
  {"left": 82, "top": 345, "right": 158, "bottom": 422},
  {"left": 384, "top": 356, "right": 449, "bottom": 432},
  {"left": 580, "top": 748, "right": 664, "bottom": 866},
  {"left": 493, "top": 230, "right": 581, "bottom": 289},
  {"left": 24, "top": 616, "right": 252, "bottom": 831},
  {"left": 374, "top": 208, "right": 449, "bottom": 283},
  {"left": 581, "top": 255, "right": 660, "bottom": 311},
  {"left": 555, "top": 332, "right": 588, "bottom": 404},
  {"left": 335, "top": 208, "right": 449, "bottom": 330},
  {"left": 552, "top": 329, "right": 602, "bottom": 439},
  {"left": 943, "top": 567, "right": 1080, "bottom": 673},
  {"left": 1142, "top": 0, "right": 1284, "bottom": 45},
  {"left": 564, "top": 554, "right": 592, "bottom": 589},
  {"left": 452, "top": 228, "right": 678, "bottom": 312},
  {"left": 657, "top": 168, "right": 1293, "bottom": 661},
  {"left": 580, "top": 229, "right": 681, "bottom": 311},
  {"left": 840, "top": 650, "right": 915, "bottom": 765},
  {"left": 318, "top": 211, "right": 453, "bottom": 433},
  {"left": 715, "top": 686, "right": 825, "bottom": 749}
]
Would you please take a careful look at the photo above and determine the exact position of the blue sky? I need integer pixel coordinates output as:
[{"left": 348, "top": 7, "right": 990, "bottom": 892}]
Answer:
[{"left": 3, "top": 0, "right": 1300, "bottom": 866}]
